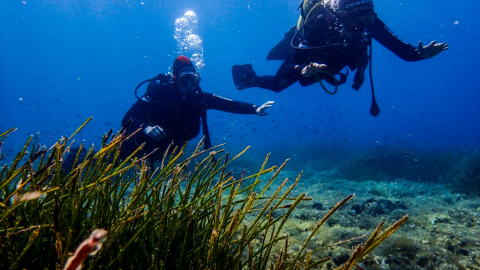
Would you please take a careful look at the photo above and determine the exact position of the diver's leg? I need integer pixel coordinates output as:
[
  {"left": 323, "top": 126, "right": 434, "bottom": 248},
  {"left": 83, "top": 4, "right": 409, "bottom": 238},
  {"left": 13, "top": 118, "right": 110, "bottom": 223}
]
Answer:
[
  {"left": 253, "top": 75, "right": 297, "bottom": 92},
  {"left": 235, "top": 60, "right": 300, "bottom": 92},
  {"left": 256, "top": 60, "right": 303, "bottom": 92}
]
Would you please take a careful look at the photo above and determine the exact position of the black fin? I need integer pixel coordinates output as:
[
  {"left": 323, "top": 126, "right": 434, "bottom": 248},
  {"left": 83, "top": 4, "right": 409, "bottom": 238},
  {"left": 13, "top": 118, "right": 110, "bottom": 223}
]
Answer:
[
  {"left": 266, "top": 26, "right": 297, "bottom": 61},
  {"left": 232, "top": 64, "right": 254, "bottom": 90}
]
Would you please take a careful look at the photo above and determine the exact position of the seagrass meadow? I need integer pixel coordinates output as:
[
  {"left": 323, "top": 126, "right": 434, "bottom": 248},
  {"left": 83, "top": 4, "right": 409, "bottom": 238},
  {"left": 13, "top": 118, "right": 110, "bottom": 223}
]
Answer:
[{"left": 0, "top": 119, "right": 408, "bottom": 270}]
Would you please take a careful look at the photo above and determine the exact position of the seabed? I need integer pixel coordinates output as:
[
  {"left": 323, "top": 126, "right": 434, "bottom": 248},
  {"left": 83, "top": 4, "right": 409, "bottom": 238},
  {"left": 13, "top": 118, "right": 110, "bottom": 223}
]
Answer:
[{"left": 261, "top": 168, "right": 480, "bottom": 269}]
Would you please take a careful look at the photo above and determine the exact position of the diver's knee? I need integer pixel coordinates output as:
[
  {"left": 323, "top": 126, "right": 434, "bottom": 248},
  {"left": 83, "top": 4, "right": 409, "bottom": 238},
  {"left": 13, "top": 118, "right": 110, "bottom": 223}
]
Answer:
[
  {"left": 271, "top": 86, "right": 285, "bottom": 93},
  {"left": 270, "top": 79, "right": 292, "bottom": 92}
]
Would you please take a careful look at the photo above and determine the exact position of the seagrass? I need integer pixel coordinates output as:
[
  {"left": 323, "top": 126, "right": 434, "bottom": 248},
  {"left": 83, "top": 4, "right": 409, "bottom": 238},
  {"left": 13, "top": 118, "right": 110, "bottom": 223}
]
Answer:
[{"left": 0, "top": 119, "right": 407, "bottom": 269}]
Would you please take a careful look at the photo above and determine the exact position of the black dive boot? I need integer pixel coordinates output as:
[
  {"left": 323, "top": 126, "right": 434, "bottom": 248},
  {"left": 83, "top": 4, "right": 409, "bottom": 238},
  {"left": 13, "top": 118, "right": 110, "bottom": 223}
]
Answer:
[{"left": 232, "top": 64, "right": 258, "bottom": 90}]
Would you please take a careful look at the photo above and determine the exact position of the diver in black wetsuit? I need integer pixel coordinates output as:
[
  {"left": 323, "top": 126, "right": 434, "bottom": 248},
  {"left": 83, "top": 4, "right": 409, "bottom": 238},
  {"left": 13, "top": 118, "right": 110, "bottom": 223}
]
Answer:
[
  {"left": 121, "top": 56, "right": 274, "bottom": 165},
  {"left": 232, "top": 0, "right": 448, "bottom": 115}
]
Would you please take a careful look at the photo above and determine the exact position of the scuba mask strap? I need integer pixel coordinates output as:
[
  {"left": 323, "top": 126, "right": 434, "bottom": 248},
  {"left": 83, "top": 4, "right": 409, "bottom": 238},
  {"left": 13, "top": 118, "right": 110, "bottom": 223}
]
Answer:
[{"left": 368, "top": 41, "right": 380, "bottom": 116}]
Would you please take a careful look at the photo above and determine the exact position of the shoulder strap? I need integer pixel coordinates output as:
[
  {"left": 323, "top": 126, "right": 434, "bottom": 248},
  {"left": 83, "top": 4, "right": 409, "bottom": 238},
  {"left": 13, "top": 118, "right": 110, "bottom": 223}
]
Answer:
[
  {"left": 197, "top": 88, "right": 217, "bottom": 162},
  {"left": 201, "top": 110, "right": 212, "bottom": 150},
  {"left": 197, "top": 87, "right": 210, "bottom": 150},
  {"left": 201, "top": 110, "right": 217, "bottom": 163}
]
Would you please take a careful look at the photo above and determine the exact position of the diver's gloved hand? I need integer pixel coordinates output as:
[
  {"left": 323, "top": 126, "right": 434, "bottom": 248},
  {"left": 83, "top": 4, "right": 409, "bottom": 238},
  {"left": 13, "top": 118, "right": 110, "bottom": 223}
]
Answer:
[
  {"left": 301, "top": 62, "right": 327, "bottom": 77},
  {"left": 143, "top": 125, "right": 167, "bottom": 141},
  {"left": 417, "top": 41, "right": 449, "bottom": 59},
  {"left": 256, "top": 101, "right": 275, "bottom": 116}
]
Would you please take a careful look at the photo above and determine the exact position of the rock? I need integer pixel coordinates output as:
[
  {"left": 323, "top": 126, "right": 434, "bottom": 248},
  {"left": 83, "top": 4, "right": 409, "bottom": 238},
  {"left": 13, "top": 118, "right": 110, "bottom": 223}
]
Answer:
[
  {"left": 436, "top": 214, "right": 450, "bottom": 223},
  {"left": 456, "top": 249, "right": 469, "bottom": 256},
  {"left": 353, "top": 198, "right": 409, "bottom": 217},
  {"left": 416, "top": 254, "right": 429, "bottom": 267},
  {"left": 415, "top": 252, "right": 436, "bottom": 268},
  {"left": 312, "top": 201, "right": 323, "bottom": 210},
  {"left": 395, "top": 201, "right": 408, "bottom": 210},
  {"left": 351, "top": 203, "right": 364, "bottom": 215}
]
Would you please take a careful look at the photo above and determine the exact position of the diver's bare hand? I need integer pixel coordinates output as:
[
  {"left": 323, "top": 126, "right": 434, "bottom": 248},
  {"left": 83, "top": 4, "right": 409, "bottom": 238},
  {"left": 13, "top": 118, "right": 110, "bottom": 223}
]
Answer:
[
  {"left": 144, "top": 125, "right": 166, "bottom": 141},
  {"left": 417, "top": 41, "right": 449, "bottom": 59},
  {"left": 255, "top": 101, "right": 275, "bottom": 116},
  {"left": 301, "top": 62, "right": 327, "bottom": 77}
]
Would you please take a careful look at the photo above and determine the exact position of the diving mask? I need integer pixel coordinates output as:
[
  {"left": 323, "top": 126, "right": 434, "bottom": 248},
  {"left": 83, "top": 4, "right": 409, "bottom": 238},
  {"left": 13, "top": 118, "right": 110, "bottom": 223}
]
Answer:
[{"left": 177, "top": 72, "right": 201, "bottom": 87}]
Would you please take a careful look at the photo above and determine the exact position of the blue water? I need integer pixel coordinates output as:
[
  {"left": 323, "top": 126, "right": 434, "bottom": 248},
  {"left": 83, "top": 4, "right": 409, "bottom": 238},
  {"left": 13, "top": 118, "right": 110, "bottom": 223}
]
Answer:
[{"left": 1, "top": 0, "right": 479, "bottom": 167}]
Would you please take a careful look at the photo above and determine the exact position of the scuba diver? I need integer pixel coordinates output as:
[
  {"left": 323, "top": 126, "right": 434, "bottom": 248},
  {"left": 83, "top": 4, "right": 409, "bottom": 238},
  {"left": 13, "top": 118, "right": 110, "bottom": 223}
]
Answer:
[
  {"left": 120, "top": 55, "right": 275, "bottom": 166},
  {"left": 232, "top": 0, "right": 448, "bottom": 116}
]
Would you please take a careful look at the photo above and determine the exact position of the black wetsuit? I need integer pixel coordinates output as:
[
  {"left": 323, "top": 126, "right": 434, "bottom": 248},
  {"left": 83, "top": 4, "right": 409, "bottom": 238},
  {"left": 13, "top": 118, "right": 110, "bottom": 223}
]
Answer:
[
  {"left": 254, "top": 16, "right": 424, "bottom": 92},
  {"left": 121, "top": 75, "right": 259, "bottom": 163}
]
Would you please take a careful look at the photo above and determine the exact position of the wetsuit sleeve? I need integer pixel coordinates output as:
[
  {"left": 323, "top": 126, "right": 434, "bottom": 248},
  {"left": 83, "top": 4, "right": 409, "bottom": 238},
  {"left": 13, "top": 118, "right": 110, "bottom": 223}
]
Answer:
[
  {"left": 121, "top": 100, "right": 156, "bottom": 139},
  {"left": 372, "top": 17, "right": 423, "bottom": 62},
  {"left": 202, "top": 92, "right": 258, "bottom": 114}
]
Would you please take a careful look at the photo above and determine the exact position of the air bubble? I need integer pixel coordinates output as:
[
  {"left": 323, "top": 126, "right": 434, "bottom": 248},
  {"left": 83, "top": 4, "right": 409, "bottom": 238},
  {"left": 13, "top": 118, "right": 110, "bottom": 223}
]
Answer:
[{"left": 174, "top": 11, "right": 205, "bottom": 72}]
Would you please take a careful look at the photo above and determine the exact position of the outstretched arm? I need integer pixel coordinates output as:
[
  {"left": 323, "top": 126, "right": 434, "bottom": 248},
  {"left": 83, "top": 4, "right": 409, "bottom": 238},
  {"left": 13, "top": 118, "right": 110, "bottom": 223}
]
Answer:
[
  {"left": 202, "top": 92, "right": 274, "bottom": 115},
  {"left": 372, "top": 17, "right": 448, "bottom": 61}
]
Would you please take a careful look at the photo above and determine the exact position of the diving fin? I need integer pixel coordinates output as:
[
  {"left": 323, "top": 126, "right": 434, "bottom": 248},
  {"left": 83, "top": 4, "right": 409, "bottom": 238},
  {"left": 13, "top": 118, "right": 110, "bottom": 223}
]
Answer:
[
  {"left": 232, "top": 64, "right": 256, "bottom": 90},
  {"left": 266, "top": 26, "right": 298, "bottom": 61}
]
